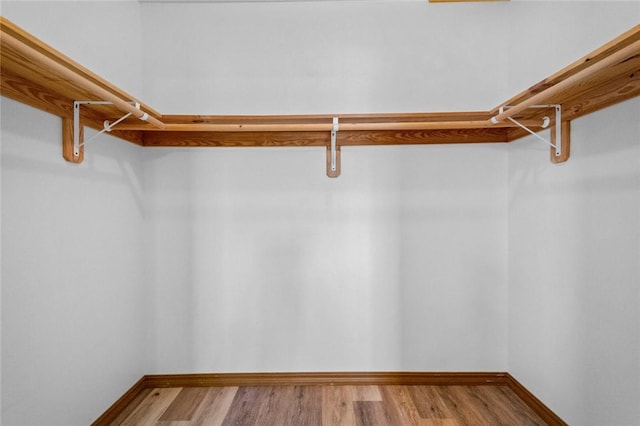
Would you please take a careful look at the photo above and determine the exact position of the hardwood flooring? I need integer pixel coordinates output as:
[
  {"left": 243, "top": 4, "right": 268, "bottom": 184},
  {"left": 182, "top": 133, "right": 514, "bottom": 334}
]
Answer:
[{"left": 111, "top": 384, "right": 547, "bottom": 425}]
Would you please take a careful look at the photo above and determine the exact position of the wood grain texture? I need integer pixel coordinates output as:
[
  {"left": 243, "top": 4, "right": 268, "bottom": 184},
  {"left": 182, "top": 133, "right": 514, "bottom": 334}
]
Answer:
[
  {"left": 142, "top": 372, "right": 508, "bottom": 388},
  {"left": 506, "top": 47, "right": 640, "bottom": 142},
  {"left": 142, "top": 128, "right": 509, "bottom": 147},
  {"left": 219, "top": 386, "right": 267, "bottom": 426},
  {"left": 338, "top": 129, "right": 508, "bottom": 145},
  {"left": 136, "top": 121, "right": 508, "bottom": 132},
  {"left": 190, "top": 387, "right": 238, "bottom": 426},
  {"left": 491, "top": 39, "right": 640, "bottom": 124},
  {"left": 142, "top": 131, "right": 330, "bottom": 147},
  {"left": 550, "top": 121, "right": 570, "bottom": 164},
  {"left": 353, "top": 400, "right": 403, "bottom": 426},
  {"left": 159, "top": 387, "right": 209, "bottom": 421},
  {"left": 62, "top": 117, "right": 83, "bottom": 163},
  {"left": 496, "top": 24, "right": 640, "bottom": 114},
  {"left": 1, "top": 72, "right": 144, "bottom": 147},
  {"left": 561, "top": 61, "right": 640, "bottom": 121},
  {"left": 322, "top": 385, "right": 358, "bottom": 425},
  {"left": 409, "top": 385, "right": 452, "bottom": 419},
  {"left": 252, "top": 386, "right": 298, "bottom": 425},
  {"left": 94, "top": 372, "right": 568, "bottom": 425},
  {"left": 107, "top": 384, "right": 551, "bottom": 426},
  {"left": 380, "top": 386, "right": 427, "bottom": 425},
  {"left": 326, "top": 145, "right": 341, "bottom": 178},
  {"left": 118, "top": 119, "right": 534, "bottom": 132},
  {"left": 161, "top": 111, "right": 492, "bottom": 125},
  {"left": 281, "top": 385, "right": 323, "bottom": 425},
  {"left": 119, "top": 388, "right": 183, "bottom": 426}
]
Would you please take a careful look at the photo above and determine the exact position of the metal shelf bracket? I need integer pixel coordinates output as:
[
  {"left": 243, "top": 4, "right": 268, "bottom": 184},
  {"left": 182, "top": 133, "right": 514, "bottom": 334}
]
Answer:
[
  {"left": 326, "top": 117, "right": 341, "bottom": 178},
  {"left": 72, "top": 100, "right": 144, "bottom": 158},
  {"left": 498, "top": 104, "right": 563, "bottom": 158},
  {"left": 331, "top": 117, "right": 339, "bottom": 172}
]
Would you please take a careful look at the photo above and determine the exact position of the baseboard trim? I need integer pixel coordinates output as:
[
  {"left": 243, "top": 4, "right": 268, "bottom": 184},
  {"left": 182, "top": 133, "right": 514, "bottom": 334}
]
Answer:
[
  {"left": 92, "top": 376, "right": 148, "bottom": 426},
  {"left": 92, "top": 371, "right": 567, "bottom": 425},
  {"left": 505, "top": 373, "right": 568, "bottom": 426},
  {"left": 144, "top": 371, "right": 508, "bottom": 388}
]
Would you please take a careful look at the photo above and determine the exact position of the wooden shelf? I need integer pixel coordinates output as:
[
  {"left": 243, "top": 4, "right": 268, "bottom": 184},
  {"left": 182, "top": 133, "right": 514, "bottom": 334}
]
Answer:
[{"left": 1, "top": 16, "right": 639, "bottom": 168}]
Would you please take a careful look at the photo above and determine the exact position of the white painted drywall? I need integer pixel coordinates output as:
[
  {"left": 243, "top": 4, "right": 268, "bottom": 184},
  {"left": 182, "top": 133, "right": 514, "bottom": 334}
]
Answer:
[
  {"left": 140, "top": 0, "right": 510, "bottom": 374},
  {"left": 1, "top": 2, "right": 148, "bottom": 425},
  {"left": 144, "top": 143, "right": 509, "bottom": 373},
  {"left": 508, "top": 97, "right": 640, "bottom": 426},
  {"left": 507, "top": 3, "right": 640, "bottom": 424},
  {"left": 141, "top": 1, "right": 510, "bottom": 114},
  {"left": 1, "top": 99, "right": 150, "bottom": 426}
]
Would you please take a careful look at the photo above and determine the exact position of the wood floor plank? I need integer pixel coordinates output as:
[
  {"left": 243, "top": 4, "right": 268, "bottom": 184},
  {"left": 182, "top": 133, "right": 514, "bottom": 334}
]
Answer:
[
  {"left": 253, "top": 386, "right": 296, "bottom": 426},
  {"left": 322, "top": 385, "right": 357, "bottom": 426},
  {"left": 350, "top": 385, "right": 382, "bottom": 401},
  {"left": 191, "top": 387, "right": 238, "bottom": 426},
  {"left": 381, "top": 386, "right": 421, "bottom": 425},
  {"left": 106, "top": 383, "right": 552, "bottom": 425},
  {"left": 159, "top": 387, "right": 209, "bottom": 421},
  {"left": 492, "top": 385, "right": 547, "bottom": 425},
  {"left": 384, "top": 385, "right": 452, "bottom": 426},
  {"left": 463, "top": 385, "right": 546, "bottom": 426},
  {"left": 353, "top": 401, "right": 385, "bottom": 426},
  {"left": 471, "top": 386, "right": 529, "bottom": 425},
  {"left": 119, "top": 387, "right": 182, "bottom": 426},
  {"left": 455, "top": 386, "right": 512, "bottom": 426},
  {"left": 353, "top": 399, "right": 404, "bottom": 426},
  {"left": 286, "top": 386, "right": 323, "bottom": 426},
  {"left": 221, "top": 386, "right": 271, "bottom": 426},
  {"left": 408, "top": 385, "right": 452, "bottom": 419},
  {"left": 436, "top": 386, "right": 487, "bottom": 426},
  {"left": 420, "top": 420, "right": 459, "bottom": 426}
]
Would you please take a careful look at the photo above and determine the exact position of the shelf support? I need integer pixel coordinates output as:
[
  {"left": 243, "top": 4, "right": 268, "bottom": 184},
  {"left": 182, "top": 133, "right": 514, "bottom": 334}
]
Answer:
[
  {"left": 62, "top": 116, "right": 83, "bottom": 163},
  {"left": 498, "top": 104, "right": 566, "bottom": 162},
  {"left": 67, "top": 100, "right": 143, "bottom": 163},
  {"left": 327, "top": 117, "right": 340, "bottom": 178},
  {"left": 551, "top": 120, "right": 571, "bottom": 164}
]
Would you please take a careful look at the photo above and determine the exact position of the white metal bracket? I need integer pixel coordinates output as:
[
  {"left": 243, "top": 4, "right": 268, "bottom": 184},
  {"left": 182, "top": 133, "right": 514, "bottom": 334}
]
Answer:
[
  {"left": 331, "top": 117, "right": 339, "bottom": 172},
  {"left": 325, "top": 117, "right": 341, "bottom": 178},
  {"left": 73, "top": 100, "right": 142, "bottom": 157},
  {"left": 498, "top": 104, "right": 562, "bottom": 158}
]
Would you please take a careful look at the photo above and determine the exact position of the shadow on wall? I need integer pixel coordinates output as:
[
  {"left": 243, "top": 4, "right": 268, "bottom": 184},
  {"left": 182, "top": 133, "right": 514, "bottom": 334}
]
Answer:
[
  {"left": 155, "top": 144, "right": 508, "bottom": 372},
  {"left": 1, "top": 125, "right": 146, "bottom": 216}
]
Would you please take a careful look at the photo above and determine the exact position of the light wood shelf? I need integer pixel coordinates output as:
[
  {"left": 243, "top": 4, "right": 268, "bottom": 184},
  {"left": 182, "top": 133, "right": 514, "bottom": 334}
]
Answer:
[{"left": 1, "top": 17, "right": 639, "bottom": 169}]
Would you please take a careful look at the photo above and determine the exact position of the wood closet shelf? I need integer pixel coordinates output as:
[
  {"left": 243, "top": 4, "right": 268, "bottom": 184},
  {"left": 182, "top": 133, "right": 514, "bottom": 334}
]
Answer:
[{"left": 1, "top": 17, "right": 639, "bottom": 163}]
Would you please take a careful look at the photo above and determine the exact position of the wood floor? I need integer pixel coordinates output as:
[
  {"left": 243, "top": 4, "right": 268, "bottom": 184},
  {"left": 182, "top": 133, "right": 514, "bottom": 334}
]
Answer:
[{"left": 111, "top": 384, "right": 548, "bottom": 425}]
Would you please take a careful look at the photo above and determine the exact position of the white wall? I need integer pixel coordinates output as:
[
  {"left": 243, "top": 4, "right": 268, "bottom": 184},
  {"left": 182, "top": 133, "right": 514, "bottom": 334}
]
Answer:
[
  {"left": 145, "top": 144, "right": 508, "bottom": 373},
  {"left": 507, "top": 3, "right": 640, "bottom": 424},
  {"left": 141, "top": 1, "right": 510, "bottom": 374},
  {"left": 1, "top": 2, "right": 148, "bottom": 425},
  {"left": 141, "top": 1, "right": 510, "bottom": 113},
  {"left": 509, "top": 98, "right": 640, "bottom": 426}
]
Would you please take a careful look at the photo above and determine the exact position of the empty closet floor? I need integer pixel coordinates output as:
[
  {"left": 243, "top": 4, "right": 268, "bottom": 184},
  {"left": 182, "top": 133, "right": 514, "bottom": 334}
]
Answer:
[{"left": 111, "top": 384, "right": 547, "bottom": 425}]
